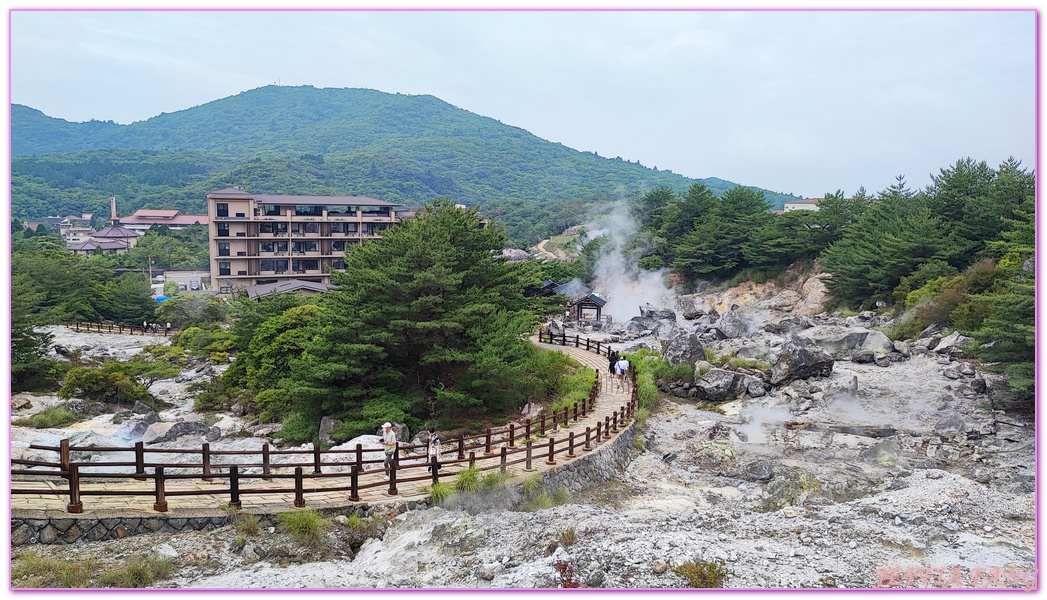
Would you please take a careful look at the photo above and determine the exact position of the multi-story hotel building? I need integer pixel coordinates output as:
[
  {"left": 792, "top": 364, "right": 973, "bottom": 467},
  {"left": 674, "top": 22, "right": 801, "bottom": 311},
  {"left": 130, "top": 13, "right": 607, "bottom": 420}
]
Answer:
[{"left": 207, "top": 187, "right": 403, "bottom": 295}]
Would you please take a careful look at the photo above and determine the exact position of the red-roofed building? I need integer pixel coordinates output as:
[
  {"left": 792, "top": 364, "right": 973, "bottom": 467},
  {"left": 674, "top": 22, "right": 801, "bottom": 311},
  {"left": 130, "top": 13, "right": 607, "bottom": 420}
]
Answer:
[{"left": 120, "top": 209, "right": 208, "bottom": 233}]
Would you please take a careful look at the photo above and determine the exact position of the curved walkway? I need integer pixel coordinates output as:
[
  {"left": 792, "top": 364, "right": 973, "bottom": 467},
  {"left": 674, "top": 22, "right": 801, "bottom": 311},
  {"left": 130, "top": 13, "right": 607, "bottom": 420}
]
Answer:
[{"left": 11, "top": 337, "right": 632, "bottom": 516}]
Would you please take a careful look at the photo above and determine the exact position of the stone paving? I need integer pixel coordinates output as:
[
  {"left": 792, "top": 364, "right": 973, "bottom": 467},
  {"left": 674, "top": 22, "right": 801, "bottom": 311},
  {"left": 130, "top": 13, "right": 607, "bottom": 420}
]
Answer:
[{"left": 11, "top": 336, "right": 633, "bottom": 516}]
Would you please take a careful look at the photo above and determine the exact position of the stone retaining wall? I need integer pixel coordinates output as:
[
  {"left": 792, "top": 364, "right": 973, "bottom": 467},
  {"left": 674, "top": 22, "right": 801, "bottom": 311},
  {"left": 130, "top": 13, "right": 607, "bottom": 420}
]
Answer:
[{"left": 11, "top": 424, "right": 636, "bottom": 547}]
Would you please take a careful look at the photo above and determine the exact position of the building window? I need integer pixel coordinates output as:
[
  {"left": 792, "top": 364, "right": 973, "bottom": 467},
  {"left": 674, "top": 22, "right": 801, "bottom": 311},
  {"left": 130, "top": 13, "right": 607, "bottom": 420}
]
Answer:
[
  {"left": 256, "top": 279, "right": 278, "bottom": 285},
  {"left": 330, "top": 222, "right": 345, "bottom": 233},
  {"left": 304, "top": 222, "right": 319, "bottom": 233},
  {"left": 263, "top": 204, "right": 281, "bottom": 216},
  {"left": 260, "top": 222, "right": 287, "bottom": 234},
  {"left": 326, "top": 205, "right": 351, "bottom": 215},
  {"left": 218, "top": 242, "right": 230, "bottom": 256},
  {"left": 360, "top": 205, "right": 387, "bottom": 216},
  {"left": 216, "top": 203, "right": 229, "bottom": 217},
  {"left": 305, "top": 241, "right": 318, "bottom": 252},
  {"left": 219, "top": 262, "right": 230, "bottom": 276},
  {"left": 260, "top": 241, "right": 274, "bottom": 253},
  {"left": 295, "top": 205, "right": 322, "bottom": 216},
  {"left": 332, "top": 241, "right": 345, "bottom": 252},
  {"left": 303, "top": 259, "right": 319, "bottom": 271},
  {"left": 331, "top": 259, "right": 346, "bottom": 270},
  {"left": 275, "top": 241, "right": 288, "bottom": 253},
  {"left": 217, "top": 223, "right": 229, "bottom": 237}
]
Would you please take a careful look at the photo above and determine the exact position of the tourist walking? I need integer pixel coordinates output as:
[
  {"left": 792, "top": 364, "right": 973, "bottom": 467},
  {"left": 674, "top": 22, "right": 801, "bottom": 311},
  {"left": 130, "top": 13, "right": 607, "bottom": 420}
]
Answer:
[
  {"left": 426, "top": 425, "right": 442, "bottom": 473},
  {"left": 614, "top": 355, "right": 630, "bottom": 391},
  {"left": 380, "top": 422, "right": 397, "bottom": 480},
  {"left": 608, "top": 350, "right": 618, "bottom": 376}
]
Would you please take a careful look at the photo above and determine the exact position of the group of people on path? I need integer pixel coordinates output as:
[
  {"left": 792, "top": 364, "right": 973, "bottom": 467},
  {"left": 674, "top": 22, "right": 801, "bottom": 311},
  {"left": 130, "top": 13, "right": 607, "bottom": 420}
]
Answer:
[
  {"left": 608, "top": 350, "right": 630, "bottom": 391},
  {"left": 380, "top": 422, "right": 442, "bottom": 480}
]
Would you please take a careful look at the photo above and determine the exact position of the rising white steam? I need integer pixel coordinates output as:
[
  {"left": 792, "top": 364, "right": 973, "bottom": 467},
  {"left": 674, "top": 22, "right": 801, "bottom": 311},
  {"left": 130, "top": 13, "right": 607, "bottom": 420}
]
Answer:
[{"left": 587, "top": 201, "right": 676, "bottom": 323}]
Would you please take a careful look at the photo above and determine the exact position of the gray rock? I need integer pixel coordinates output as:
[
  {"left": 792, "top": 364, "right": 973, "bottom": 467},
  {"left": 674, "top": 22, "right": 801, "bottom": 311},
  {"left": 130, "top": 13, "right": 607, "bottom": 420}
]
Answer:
[
  {"left": 770, "top": 343, "right": 834, "bottom": 386},
  {"left": 970, "top": 376, "right": 987, "bottom": 394},
  {"left": 859, "top": 330, "right": 895, "bottom": 354},
  {"left": 142, "top": 421, "right": 213, "bottom": 445},
  {"left": 743, "top": 461, "right": 774, "bottom": 482},
  {"left": 746, "top": 380, "right": 767, "bottom": 398},
  {"left": 640, "top": 305, "right": 676, "bottom": 321},
  {"left": 933, "top": 331, "right": 972, "bottom": 354},
  {"left": 795, "top": 326, "right": 874, "bottom": 358},
  {"left": 319, "top": 416, "right": 344, "bottom": 445},
  {"left": 663, "top": 333, "right": 705, "bottom": 367},
  {"left": 851, "top": 349, "right": 875, "bottom": 363},
  {"left": 933, "top": 413, "right": 966, "bottom": 434},
  {"left": 713, "top": 310, "right": 750, "bottom": 339},
  {"left": 132, "top": 400, "right": 153, "bottom": 415},
  {"left": 11, "top": 397, "right": 32, "bottom": 411},
  {"left": 693, "top": 369, "right": 747, "bottom": 403}
]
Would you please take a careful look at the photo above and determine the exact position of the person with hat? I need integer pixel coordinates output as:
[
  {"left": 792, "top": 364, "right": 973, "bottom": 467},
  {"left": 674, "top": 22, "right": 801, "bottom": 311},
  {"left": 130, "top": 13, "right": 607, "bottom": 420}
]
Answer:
[{"left": 380, "top": 422, "right": 397, "bottom": 480}]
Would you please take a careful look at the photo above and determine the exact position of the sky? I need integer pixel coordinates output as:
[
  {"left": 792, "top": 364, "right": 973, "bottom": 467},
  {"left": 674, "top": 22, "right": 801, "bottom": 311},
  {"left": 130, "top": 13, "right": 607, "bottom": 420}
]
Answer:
[{"left": 8, "top": 6, "right": 1036, "bottom": 200}]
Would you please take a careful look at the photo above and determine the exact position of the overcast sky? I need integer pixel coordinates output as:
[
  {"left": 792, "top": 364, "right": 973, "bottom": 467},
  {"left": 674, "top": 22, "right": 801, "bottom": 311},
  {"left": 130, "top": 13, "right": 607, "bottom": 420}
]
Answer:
[{"left": 9, "top": 8, "right": 1036, "bottom": 199}]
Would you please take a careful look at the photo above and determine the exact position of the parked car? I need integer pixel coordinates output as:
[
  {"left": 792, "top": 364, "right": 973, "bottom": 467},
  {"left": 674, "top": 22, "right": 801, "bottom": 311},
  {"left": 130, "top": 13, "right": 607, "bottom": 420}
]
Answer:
[
  {"left": 190, "top": 280, "right": 201, "bottom": 290},
  {"left": 153, "top": 274, "right": 165, "bottom": 282},
  {"left": 178, "top": 282, "right": 188, "bottom": 291}
]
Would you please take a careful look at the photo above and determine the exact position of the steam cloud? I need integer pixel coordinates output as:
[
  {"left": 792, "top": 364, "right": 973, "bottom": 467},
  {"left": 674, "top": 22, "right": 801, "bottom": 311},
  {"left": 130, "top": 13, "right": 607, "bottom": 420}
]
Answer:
[{"left": 587, "top": 201, "right": 677, "bottom": 323}]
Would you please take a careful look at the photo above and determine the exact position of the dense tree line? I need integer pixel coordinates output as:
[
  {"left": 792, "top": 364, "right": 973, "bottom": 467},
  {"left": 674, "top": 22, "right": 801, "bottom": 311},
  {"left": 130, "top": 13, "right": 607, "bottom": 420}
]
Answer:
[{"left": 621, "top": 157, "right": 1034, "bottom": 406}]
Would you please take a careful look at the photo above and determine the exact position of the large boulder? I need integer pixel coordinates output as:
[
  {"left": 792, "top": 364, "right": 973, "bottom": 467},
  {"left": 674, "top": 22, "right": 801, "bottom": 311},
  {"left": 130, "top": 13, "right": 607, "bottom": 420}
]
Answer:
[
  {"left": 712, "top": 310, "right": 750, "bottom": 339},
  {"left": 652, "top": 320, "right": 681, "bottom": 341},
  {"left": 770, "top": 343, "right": 834, "bottom": 386},
  {"left": 640, "top": 305, "right": 676, "bottom": 321},
  {"left": 142, "top": 421, "right": 213, "bottom": 445},
  {"left": 858, "top": 330, "right": 895, "bottom": 354},
  {"left": 318, "top": 416, "right": 344, "bottom": 446},
  {"left": 663, "top": 333, "right": 705, "bottom": 367},
  {"left": 932, "top": 331, "right": 973, "bottom": 354},
  {"left": 692, "top": 369, "right": 748, "bottom": 403},
  {"left": 795, "top": 326, "right": 880, "bottom": 358}
]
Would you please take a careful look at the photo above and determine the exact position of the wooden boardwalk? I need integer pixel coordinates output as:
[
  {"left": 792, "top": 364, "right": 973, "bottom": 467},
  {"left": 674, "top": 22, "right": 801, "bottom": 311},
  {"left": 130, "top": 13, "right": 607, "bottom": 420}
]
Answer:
[{"left": 11, "top": 337, "right": 633, "bottom": 515}]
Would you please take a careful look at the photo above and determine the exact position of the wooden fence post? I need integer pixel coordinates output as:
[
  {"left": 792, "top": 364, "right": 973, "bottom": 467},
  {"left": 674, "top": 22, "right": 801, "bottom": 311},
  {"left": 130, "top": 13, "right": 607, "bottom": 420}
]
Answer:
[
  {"left": 67, "top": 464, "right": 83, "bottom": 513},
  {"left": 229, "top": 465, "right": 241, "bottom": 509},
  {"left": 540, "top": 414, "right": 547, "bottom": 436},
  {"left": 525, "top": 418, "right": 532, "bottom": 440},
  {"left": 349, "top": 466, "right": 360, "bottom": 502},
  {"left": 508, "top": 423, "right": 516, "bottom": 448},
  {"left": 612, "top": 411, "right": 619, "bottom": 433},
  {"left": 60, "top": 439, "right": 70, "bottom": 473},
  {"left": 457, "top": 434, "right": 465, "bottom": 460},
  {"left": 153, "top": 466, "right": 168, "bottom": 512},
  {"left": 525, "top": 440, "right": 533, "bottom": 471},
  {"left": 388, "top": 460, "right": 398, "bottom": 496},
  {"left": 355, "top": 444, "right": 363, "bottom": 473},
  {"left": 294, "top": 467, "right": 305, "bottom": 508},
  {"left": 500, "top": 447, "right": 507, "bottom": 473},
  {"left": 584, "top": 427, "right": 592, "bottom": 451},
  {"left": 568, "top": 431, "right": 576, "bottom": 457},
  {"left": 202, "top": 443, "right": 212, "bottom": 481},
  {"left": 313, "top": 444, "right": 322, "bottom": 474},
  {"left": 134, "top": 441, "right": 146, "bottom": 481},
  {"left": 469, "top": 451, "right": 476, "bottom": 470},
  {"left": 262, "top": 444, "right": 271, "bottom": 480},
  {"left": 485, "top": 428, "right": 492, "bottom": 455},
  {"left": 603, "top": 417, "right": 612, "bottom": 439},
  {"left": 546, "top": 437, "right": 556, "bottom": 465}
]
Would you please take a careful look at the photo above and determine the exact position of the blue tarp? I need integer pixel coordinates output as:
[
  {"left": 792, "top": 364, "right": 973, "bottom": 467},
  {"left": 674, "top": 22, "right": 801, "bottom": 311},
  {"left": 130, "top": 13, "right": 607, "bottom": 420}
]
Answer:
[{"left": 156, "top": 296, "right": 173, "bottom": 302}]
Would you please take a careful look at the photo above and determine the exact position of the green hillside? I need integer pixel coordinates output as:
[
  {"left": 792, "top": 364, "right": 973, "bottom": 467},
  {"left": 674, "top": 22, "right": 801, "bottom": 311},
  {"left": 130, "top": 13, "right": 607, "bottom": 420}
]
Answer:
[{"left": 11, "top": 85, "right": 801, "bottom": 244}]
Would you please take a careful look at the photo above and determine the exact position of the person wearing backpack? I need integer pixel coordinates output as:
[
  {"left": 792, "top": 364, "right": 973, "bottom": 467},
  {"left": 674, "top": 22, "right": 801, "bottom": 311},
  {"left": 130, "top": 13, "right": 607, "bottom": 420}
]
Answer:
[
  {"left": 614, "top": 356, "right": 630, "bottom": 391},
  {"left": 426, "top": 425, "right": 442, "bottom": 473}
]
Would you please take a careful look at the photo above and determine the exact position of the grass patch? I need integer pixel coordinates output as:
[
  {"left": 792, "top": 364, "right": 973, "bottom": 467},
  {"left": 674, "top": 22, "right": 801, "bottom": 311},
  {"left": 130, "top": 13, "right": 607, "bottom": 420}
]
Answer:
[
  {"left": 672, "top": 559, "right": 732, "bottom": 588},
  {"left": 522, "top": 473, "right": 542, "bottom": 495},
  {"left": 276, "top": 509, "right": 330, "bottom": 548},
  {"left": 12, "top": 552, "right": 98, "bottom": 588},
  {"left": 13, "top": 407, "right": 82, "bottom": 429},
  {"left": 556, "top": 526, "right": 577, "bottom": 547},
  {"left": 234, "top": 512, "right": 262, "bottom": 536},
  {"left": 97, "top": 554, "right": 174, "bottom": 588},
  {"left": 425, "top": 481, "right": 455, "bottom": 505}
]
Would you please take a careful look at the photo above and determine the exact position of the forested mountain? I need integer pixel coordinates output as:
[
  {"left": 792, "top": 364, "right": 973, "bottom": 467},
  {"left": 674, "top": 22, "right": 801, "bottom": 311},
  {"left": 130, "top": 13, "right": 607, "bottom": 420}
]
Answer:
[{"left": 12, "top": 85, "right": 800, "bottom": 245}]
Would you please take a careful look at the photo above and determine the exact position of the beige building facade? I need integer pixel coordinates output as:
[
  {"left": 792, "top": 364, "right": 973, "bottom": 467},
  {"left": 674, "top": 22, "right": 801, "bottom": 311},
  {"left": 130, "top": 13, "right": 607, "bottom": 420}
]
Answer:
[{"left": 207, "top": 188, "right": 402, "bottom": 294}]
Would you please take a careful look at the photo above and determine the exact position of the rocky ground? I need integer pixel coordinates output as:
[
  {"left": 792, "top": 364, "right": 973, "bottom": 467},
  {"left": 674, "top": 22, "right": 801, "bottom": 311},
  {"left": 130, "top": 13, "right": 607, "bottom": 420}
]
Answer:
[{"left": 10, "top": 274, "right": 1036, "bottom": 590}]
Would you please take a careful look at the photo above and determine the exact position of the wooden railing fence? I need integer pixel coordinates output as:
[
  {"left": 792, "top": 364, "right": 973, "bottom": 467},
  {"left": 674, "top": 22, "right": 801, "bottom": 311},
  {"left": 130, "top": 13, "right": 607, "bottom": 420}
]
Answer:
[
  {"left": 13, "top": 332, "right": 637, "bottom": 513},
  {"left": 62, "top": 320, "right": 176, "bottom": 337}
]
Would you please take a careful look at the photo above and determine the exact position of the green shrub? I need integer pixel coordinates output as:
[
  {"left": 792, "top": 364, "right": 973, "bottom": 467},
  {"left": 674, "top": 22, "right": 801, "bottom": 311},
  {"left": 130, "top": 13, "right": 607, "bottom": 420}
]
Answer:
[
  {"left": 672, "top": 559, "right": 732, "bottom": 588},
  {"left": 480, "top": 469, "right": 512, "bottom": 490},
  {"left": 520, "top": 492, "right": 554, "bottom": 512},
  {"left": 522, "top": 473, "right": 542, "bottom": 495},
  {"left": 57, "top": 364, "right": 148, "bottom": 406},
  {"left": 12, "top": 551, "right": 97, "bottom": 588},
  {"left": 276, "top": 509, "right": 330, "bottom": 547},
  {"left": 426, "top": 481, "right": 455, "bottom": 505},
  {"left": 97, "top": 554, "right": 174, "bottom": 588},
  {"left": 13, "top": 407, "right": 81, "bottom": 429},
  {"left": 635, "top": 407, "right": 650, "bottom": 430},
  {"left": 454, "top": 466, "right": 482, "bottom": 493},
  {"left": 552, "top": 486, "right": 571, "bottom": 504},
  {"left": 276, "top": 412, "right": 318, "bottom": 443}
]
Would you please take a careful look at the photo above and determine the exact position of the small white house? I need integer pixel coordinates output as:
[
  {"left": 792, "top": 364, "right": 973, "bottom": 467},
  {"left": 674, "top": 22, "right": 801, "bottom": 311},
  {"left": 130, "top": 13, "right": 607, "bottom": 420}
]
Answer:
[{"left": 783, "top": 198, "right": 822, "bottom": 212}]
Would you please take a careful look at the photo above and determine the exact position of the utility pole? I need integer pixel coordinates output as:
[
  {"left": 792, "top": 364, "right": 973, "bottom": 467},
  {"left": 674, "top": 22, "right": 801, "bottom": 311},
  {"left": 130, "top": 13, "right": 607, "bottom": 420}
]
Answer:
[{"left": 147, "top": 255, "right": 152, "bottom": 283}]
